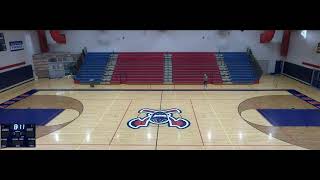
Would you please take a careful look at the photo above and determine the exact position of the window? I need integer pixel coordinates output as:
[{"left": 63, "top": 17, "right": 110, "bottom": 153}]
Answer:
[{"left": 301, "top": 30, "right": 307, "bottom": 39}]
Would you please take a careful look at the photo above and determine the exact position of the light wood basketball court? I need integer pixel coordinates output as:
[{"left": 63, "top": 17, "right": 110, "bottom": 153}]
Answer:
[{"left": 1, "top": 75, "right": 320, "bottom": 150}]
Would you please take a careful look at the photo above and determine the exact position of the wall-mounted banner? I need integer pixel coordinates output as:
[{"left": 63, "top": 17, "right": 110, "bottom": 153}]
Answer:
[
  {"left": 0, "top": 33, "right": 6, "bottom": 51},
  {"left": 9, "top": 41, "right": 24, "bottom": 51}
]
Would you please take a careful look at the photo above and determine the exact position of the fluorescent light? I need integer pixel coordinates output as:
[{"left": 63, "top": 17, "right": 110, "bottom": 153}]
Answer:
[{"left": 301, "top": 30, "right": 307, "bottom": 39}]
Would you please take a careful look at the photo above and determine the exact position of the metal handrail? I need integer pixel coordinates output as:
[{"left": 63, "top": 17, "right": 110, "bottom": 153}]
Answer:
[
  {"left": 75, "top": 48, "right": 86, "bottom": 73},
  {"left": 246, "top": 48, "right": 263, "bottom": 79}
]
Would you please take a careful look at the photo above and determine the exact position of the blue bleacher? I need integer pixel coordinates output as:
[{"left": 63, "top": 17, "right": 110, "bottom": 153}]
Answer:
[
  {"left": 75, "top": 52, "right": 110, "bottom": 84},
  {"left": 221, "top": 52, "right": 258, "bottom": 84}
]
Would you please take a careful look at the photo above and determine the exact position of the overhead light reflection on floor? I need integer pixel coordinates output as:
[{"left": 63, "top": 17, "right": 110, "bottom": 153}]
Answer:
[
  {"left": 207, "top": 132, "right": 212, "bottom": 140},
  {"left": 239, "top": 132, "right": 243, "bottom": 140},
  {"left": 268, "top": 133, "right": 272, "bottom": 140},
  {"left": 55, "top": 91, "right": 65, "bottom": 96},
  {"left": 86, "top": 133, "right": 91, "bottom": 142},
  {"left": 54, "top": 133, "right": 60, "bottom": 142}
]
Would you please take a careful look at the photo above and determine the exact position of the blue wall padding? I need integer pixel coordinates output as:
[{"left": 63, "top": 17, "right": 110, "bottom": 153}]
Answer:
[
  {"left": 257, "top": 109, "right": 320, "bottom": 126},
  {"left": 0, "top": 65, "right": 34, "bottom": 90},
  {"left": 0, "top": 109, "right": 64, "bottom": 125},
  {"left": 283, "top": 62, "right": 313, "bottom": 84}
]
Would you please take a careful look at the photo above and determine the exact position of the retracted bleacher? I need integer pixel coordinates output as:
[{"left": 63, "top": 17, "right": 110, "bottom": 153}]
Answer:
[
  {"left": 111, "top": 52, "right": 164, "bottom": 84},
  {"left": 171, "top": 52, "right": 222, "bottom": 84},
  {"left": 74, "top": 52, "right": 110, "bottom": 84},
  {"left": 75, "top": 51, "right": 259, "bottom": 85},
  {"left": 221, "top": 52, "right": 258, "bottom": 84}
]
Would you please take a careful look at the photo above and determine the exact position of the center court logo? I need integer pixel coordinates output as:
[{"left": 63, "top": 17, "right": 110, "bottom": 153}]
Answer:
[{"left": 127, "top": 108, "right": 190, "bottom": 129}]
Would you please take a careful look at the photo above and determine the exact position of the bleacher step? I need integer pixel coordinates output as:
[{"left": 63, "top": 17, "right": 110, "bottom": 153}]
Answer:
[
  {"left": 163, "top": 53, "right": 173, "bottom": 83},
  {"left": 104, "top": 53, "right": 118, "bottom": 83},
  {"left": 216, "top": 56, "right": 231, "bottom": 84},
  {"left": 75, "top": 52, "right": 112, "bottom": 84}
]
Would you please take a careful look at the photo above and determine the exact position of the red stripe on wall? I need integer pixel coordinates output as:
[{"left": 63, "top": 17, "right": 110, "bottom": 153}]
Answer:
[
  {"left": 302, "top": 62, "right": 320, "bottom": 69},
  {"left": 0, "top": 62, "right": 26, "bottom": 71}
]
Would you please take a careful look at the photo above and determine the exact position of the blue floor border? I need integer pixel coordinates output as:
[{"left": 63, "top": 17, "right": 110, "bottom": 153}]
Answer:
[
  {"left": 287, "top": 89, "right": 320, "bottom": 109},
  {"left": 0, "top": 89, "right": 38, "bottom": 109},
  {"left": 0, "top": 89, "right": 64, "bottom": 126}
]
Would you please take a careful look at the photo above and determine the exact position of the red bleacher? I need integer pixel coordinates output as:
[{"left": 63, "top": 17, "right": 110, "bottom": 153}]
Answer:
[
  {"left": 111, "top": 53, "right": 164, "bottom": 84},
  {"left": 171, "top": 52, "right": 222, "bottom": 84}
]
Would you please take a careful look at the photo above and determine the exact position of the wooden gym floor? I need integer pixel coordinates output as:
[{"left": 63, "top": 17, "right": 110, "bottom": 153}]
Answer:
[{"left": 1, "top": 75, "right": 320, "bottom": 150}]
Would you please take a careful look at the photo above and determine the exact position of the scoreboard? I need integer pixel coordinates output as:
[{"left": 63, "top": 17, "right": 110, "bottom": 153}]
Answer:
[{"left": 1, "top": 124, "right": 36, "bottom": 148}]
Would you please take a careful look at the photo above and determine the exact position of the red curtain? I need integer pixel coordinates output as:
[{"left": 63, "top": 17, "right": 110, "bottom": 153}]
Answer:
[
  {"left": 49, "top": 30, "right": 66, "bottom": 44},
  {"left": 260, "top": 30, "right": 276, "bottom": 43},
  {"left": 280, "top": 30, "right": 291, "bottom": 57},
  {"left": 37, "top": 30, "right": 49, "bottom": 53}
]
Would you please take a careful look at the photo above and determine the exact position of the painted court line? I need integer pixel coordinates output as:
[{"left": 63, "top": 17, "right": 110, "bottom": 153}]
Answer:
[
  {"left": 37, "top": 88, "right": 291, "bottom": 92},
  {"left": 155, "top": 91, "right": 163, "bottom": 150},
  {"left": 108, "top": 100, "right": 133, "bottom": 145},
  {"left": 33, "top": 143, "right": 294, "bottom": 147},
  {"left": 204, "top": 91, "right": 233, "bottom": 145},
  {"left": 79, "top": 92, "right": 120, "bottom": 145},
  {"left": 190, "top": 99, "right": 205, "bottom": 146}
]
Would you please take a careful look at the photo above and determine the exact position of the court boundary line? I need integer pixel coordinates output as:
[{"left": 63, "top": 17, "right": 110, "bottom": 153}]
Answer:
[
  {"left": 79, "top": 92, "right": 120, "bottom": 145},
  {"left": 155, "top": 91, "right": 163, "bottom": 150},
  {"left": 34, "top": 143, "right": 295, "bottom": 146},
  {"left": 190, "top": 99, "right": 205, "bottom": 146},
  {"left": 0, "top": 78, "right": 34, "bottom": 93},
  {"left": 204, "top": 91, "right": 233, "bottom": 145},
  {"left": 108, "top": 100, "right": 133, "bottom": 145},
  {"left": 37, "top": 88, "right": 292, "bottom": 92},
  {"left": 61, "top": 98, "right": 293, "bottom": 101},
  {"left": 3, "top": 88, "right": 308, "bottom": 149}
]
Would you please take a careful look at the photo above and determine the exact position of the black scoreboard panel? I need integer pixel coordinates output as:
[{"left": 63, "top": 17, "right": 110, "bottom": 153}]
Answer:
[{"left": 1, "top": 124, "right": 36, "bottom": 148}]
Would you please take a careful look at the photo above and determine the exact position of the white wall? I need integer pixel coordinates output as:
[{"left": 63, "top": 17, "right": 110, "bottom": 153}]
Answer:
[
  {"left": 285, "top": 30, "right": 320, "bottom": 68},
  {"left": 0, "top": 30, "right": 40, "bottom": 73},
  {"left": 48, "top": 30, "right": 282, "bottom": 73},
  {"left": 48, "top": 30, "right": 282, "bottom": 61},
  {"left": 1, "top": 30, "right": 317, "bottom": 76},
  {"left": 24, "top": 30, "right": 41, "bottom": 77},
  {"left": 0, "top": 31, "right": 28, "bottom": 73}
]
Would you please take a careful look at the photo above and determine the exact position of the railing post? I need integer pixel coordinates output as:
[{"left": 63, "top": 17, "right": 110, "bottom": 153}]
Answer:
[
  {"left": 281, "top": 60, "right": 285, "bottom": 74},
  {"left": 311, "top": 69, "right": 315, "bottom": 87},
  {"left": 247, "top": 48, "right": 263, "bottom": 79}
]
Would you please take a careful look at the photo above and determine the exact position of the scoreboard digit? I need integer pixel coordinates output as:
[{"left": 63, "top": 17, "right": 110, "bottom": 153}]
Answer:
[{"left": 1, "top": 124, "right": 36, "bottom": 148}]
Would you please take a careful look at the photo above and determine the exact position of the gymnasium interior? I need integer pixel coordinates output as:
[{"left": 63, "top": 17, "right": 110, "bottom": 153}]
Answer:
[{"left": 0, "top": 30, "right": 320, "bottom": 150}]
